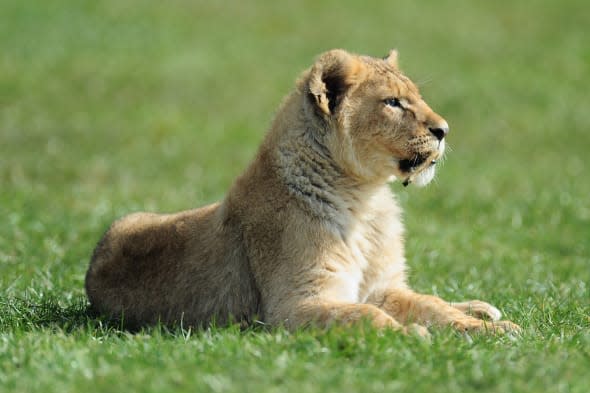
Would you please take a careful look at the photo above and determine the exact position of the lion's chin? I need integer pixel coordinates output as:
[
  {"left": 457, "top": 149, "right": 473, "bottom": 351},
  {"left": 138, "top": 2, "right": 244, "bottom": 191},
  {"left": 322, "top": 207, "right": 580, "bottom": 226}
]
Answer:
[
  {"left": 388, "top": 165, "right": 436, "bottom": 187},
  {"left": 398, "top": 162, "right": 437, "bottom": 187},
  {"left": 412, "top": 165, "right": 436, "bottom": 187}
]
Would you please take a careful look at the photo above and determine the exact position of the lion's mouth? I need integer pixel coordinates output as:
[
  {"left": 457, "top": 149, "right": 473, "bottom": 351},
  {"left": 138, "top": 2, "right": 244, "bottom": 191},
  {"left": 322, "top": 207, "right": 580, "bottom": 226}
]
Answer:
[
  {"left": 398, "top": 155, "right": 429, "bottom": 173},
  {"left": 399, "top": 155, "right": 438, "bottom": 187}
]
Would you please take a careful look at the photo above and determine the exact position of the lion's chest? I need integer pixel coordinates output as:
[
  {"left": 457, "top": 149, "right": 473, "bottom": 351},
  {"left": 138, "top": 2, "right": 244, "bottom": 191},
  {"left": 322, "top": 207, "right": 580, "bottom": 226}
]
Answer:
[{"left": 325, "top": 196, "right": 406, "bottom": 303}]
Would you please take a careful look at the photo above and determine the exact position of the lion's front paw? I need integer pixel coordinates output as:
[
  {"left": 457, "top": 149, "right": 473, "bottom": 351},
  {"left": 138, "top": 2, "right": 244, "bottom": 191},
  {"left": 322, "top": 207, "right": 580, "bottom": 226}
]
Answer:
[
  {"left": 451, "top": 317, "right": 521, "bottom": 335},
  {"left": 450, "top": 300, "right": 502, "bottom": 321},
  {"left": 404, "top": 323, "right": 431, "bottom": 341}
]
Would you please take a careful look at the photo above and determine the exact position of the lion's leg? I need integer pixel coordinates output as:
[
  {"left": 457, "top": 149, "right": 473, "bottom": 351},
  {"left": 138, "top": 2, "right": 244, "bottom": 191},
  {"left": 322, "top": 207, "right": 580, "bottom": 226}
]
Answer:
[
  {"left": 286, "top": 301, "right": 430, "bottom": 338},
  {"left": 372, "top": 289, "right": 520, "bottom": 334}
]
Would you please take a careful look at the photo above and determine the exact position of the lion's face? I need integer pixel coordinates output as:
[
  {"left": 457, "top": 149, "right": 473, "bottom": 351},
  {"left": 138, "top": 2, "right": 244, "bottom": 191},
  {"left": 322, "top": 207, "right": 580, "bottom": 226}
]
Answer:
[{"left": 307, "top": 49, "right": 449, "bottom": 186}]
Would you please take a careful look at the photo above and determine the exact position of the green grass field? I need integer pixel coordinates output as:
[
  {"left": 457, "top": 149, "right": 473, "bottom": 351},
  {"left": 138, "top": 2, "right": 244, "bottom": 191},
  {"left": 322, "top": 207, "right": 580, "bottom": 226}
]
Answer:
[{"left": 1, "top": 0, "right": 589, "bottom": 392}]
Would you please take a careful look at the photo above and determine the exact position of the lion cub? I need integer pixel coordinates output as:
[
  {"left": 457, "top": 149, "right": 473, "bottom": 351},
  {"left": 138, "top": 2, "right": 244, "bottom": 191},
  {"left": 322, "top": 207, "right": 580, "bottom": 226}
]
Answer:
[{"left": 86, "top": 49, "right": 520, "bottom": 335}]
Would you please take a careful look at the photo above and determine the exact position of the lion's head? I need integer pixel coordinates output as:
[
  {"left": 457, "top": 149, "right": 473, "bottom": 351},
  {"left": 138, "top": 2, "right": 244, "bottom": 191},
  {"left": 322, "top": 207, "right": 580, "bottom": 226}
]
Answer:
[{"left": 303, "top": 49, "right": 449, "bottom": 187}]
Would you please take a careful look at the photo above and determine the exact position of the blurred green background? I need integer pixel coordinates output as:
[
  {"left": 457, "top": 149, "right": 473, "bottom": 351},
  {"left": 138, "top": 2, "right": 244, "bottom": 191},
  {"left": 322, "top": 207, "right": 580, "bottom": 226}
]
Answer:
[{"left": 1, "top": 1, "right": 589, "bottom": 392}]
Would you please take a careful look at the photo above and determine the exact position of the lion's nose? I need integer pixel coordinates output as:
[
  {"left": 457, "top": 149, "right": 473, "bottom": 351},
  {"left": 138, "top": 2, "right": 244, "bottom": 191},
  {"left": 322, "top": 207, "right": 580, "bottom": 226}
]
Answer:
[{"left": 429, "top": 122, "right": 449, "bottom": 141}]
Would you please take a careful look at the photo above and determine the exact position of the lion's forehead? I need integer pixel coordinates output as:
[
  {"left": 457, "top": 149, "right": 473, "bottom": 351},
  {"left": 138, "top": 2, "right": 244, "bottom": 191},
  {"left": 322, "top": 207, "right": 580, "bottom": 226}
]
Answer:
[
  {"left": 383, "top": 73, "right": 421, "bottom": 100},
  {"left": 358, "top": 57, "right": 421, "bottom": 99}
]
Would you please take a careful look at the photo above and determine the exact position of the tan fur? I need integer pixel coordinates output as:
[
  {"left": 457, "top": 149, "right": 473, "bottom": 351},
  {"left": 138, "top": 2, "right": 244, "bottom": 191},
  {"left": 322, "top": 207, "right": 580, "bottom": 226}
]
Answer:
[{"left": 86, "top": 49, "right": 520, "bottom": 335}]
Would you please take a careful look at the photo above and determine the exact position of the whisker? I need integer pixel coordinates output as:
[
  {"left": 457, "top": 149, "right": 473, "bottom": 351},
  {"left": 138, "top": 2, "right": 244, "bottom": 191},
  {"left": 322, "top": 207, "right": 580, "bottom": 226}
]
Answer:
[{"left": 416, "top": 75, "right": 434, "bottom": 87}]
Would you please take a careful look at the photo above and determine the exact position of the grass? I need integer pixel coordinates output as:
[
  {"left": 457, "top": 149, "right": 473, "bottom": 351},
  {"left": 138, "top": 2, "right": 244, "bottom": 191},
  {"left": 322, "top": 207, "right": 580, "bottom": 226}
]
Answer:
[{"left": 1, "top": 0, "right": 589, "bottom": 392}]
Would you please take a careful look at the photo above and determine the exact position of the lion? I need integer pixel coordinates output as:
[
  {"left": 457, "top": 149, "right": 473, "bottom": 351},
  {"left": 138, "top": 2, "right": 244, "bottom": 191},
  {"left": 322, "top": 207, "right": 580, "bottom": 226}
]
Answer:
[{"left": 85, "top": 49, "right": 520, "bottom": 336}]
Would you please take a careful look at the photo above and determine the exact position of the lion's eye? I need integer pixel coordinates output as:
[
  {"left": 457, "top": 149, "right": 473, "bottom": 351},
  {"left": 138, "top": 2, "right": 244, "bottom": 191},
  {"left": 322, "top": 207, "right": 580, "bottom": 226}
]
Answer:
[{"left": 384, "top": 98, "right": 403, "bottom": 108}]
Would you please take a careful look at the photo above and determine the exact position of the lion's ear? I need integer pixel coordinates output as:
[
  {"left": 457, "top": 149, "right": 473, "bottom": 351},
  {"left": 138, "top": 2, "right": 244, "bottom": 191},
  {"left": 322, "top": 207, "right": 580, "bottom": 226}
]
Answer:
[
  {"left": 308, "top": 49, "right": 363, "bottom": 116},
  {"left": 384, "top": 49, "right": 399, "bottom": 69}
]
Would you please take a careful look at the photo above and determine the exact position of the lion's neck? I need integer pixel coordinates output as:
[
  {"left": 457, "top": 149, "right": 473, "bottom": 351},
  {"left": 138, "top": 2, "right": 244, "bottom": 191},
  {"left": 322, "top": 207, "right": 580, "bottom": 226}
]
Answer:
[
  {"left": 271, "top": 104, "right": 388, "bottom": 224},
  {"left": 277, "top": 130, "right": 343, "bottom": 214}
]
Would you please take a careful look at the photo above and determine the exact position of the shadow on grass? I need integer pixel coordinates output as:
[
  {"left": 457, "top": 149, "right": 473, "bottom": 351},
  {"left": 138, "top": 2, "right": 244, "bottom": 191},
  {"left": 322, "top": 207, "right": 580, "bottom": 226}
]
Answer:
[
  {"left": 0, "top": 295, "right": 270, "bottom": 337},
  {"left": 0, "top": 295, "right": 95, "bottom": 333}
]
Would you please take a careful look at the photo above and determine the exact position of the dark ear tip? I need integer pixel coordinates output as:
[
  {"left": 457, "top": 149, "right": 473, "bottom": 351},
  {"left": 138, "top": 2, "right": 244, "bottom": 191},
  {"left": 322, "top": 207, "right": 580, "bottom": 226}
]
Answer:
[{"left": 308, "top": 49, "right": 364, "bottom": 115}]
